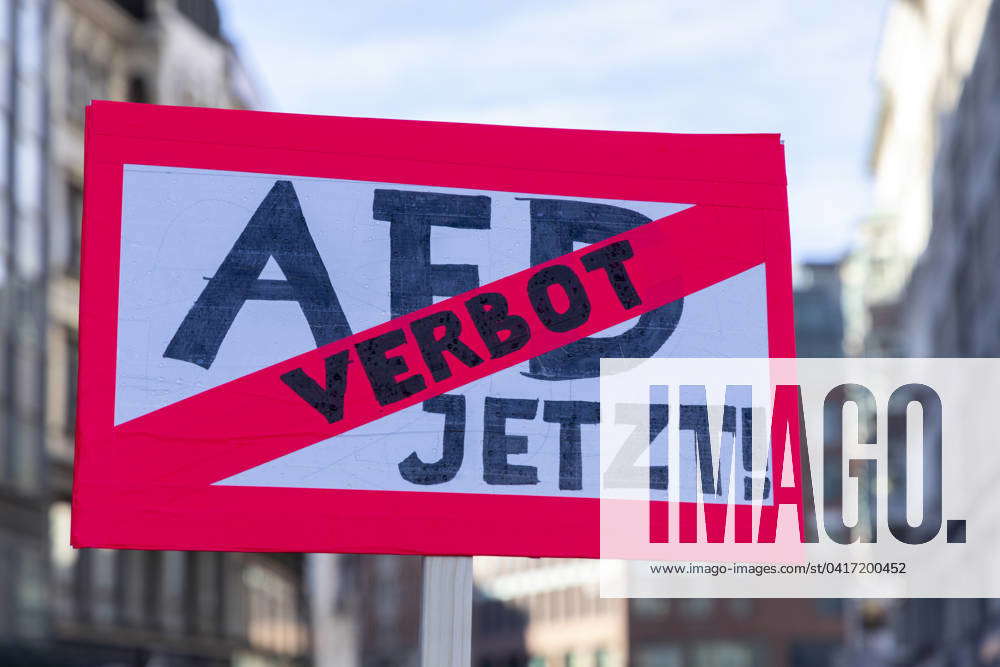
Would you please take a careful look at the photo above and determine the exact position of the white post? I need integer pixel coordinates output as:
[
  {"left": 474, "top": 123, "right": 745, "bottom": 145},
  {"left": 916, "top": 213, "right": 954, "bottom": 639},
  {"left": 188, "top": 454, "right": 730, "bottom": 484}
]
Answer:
[{"left": 420, "top": 555, "right": 473, "bottom": 666}]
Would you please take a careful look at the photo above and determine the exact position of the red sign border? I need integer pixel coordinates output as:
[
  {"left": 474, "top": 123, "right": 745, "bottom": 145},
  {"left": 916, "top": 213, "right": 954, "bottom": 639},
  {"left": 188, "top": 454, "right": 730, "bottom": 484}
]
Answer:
[{"left": 73, "top": 101, "right": 795, "bottom": 557}]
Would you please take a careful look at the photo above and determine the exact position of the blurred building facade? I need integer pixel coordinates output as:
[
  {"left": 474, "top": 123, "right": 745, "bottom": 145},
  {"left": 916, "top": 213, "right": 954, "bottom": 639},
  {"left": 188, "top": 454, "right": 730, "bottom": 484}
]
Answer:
[
  {"left": 899, "top": 0, "right": 1000, "bottom": 358},
  {"left": 471, "top": 558, "right": 842, "bottom": 666},
  {"left": 793, "top": 261, "right": 845, "bottom": 359},
  {"left": 0, "top": 0, "right": 52, "bottom": 657},
  {"left": 842, "top": 0, "right": 991, "bottom": 356},
  {"left": 845, "top": 0, "right": 1000, "bottom": 664},
  {"left": 0, "top": 1, "right": 310, "bottom": 665},
  {"left": 310, "top": 554, "right": 424, "bottom": 667},
  {"left": 473, "top": 557, "right": 624, "bottom": 667}
]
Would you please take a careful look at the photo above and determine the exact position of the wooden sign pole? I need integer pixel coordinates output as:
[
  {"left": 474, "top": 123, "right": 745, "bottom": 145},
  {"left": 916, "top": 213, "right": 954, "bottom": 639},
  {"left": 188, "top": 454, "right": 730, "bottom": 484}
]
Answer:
[{"left": 420, "top": 555, "right": 473, "bottom": 666}]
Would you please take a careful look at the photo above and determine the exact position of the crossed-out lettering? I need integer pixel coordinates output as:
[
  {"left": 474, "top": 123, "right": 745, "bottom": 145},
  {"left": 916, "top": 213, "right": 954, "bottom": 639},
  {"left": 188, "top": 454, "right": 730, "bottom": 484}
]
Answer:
[{"left": 166, "top": 181, "right": 679, "bottom": 490}]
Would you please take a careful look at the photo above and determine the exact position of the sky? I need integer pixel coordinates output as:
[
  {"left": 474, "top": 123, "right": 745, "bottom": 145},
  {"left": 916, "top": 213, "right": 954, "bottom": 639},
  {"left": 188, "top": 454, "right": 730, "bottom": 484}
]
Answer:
[{"left": 217, "top": 0, "right": 887, "bottom": 265}]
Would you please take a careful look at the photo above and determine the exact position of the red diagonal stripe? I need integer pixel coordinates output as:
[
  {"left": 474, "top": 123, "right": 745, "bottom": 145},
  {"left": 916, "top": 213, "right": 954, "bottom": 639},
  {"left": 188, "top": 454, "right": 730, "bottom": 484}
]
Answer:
[{"left": 85, "top": 204, "right": 769, "bottom": 492}]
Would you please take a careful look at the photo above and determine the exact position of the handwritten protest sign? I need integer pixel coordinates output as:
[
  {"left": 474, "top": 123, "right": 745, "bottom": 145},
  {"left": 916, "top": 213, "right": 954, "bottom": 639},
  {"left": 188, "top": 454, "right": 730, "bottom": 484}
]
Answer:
[{"left": 72, "top": 102, "right": 792, "bottom": 556}]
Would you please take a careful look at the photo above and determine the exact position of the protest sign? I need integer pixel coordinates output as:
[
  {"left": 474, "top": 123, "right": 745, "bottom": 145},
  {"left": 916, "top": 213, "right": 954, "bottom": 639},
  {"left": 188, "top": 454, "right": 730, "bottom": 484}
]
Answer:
[{"left": 72, "top": 102, "right": 791, "bottom": 557}]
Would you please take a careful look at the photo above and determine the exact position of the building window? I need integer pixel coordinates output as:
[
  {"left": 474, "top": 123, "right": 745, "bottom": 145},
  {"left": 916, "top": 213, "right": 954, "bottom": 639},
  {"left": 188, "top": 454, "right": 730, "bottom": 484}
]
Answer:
[
  {"left": 66, "top": 183, "right": 82, "bottom": 275},
  {"left": 816, "top": 598, "right": 844, "bottom": 616},
  {"left": 162, "top": 551, "right": 187, "bottom": 633},
  {"left": 67, "top": 46, "right": 109, "bottom": 123},
  {"left": 680, "top": 598, "right": 713, "bottom": 619},
  {"left": 14, "top": 543, "right": 46, "bottom": 638},
  {"left": 50, "top": 502, "right": 77, "bottom": 622},
  {"left": 691, "top": 641, "right": 755, "bottom": 667},
  {"left": 15, "top": 0, "right": 41, "bottom": 78},
  {"left": 110, "top": 0, "right": 149, "bottom": 20},
  {"left": 726, "top": 599, "right": 752, "bottom": 618},
  {"left": 189, "top": 551, "right": 221, "bottom": 636},
  {"left": 244, "top": 560, "right": 305, "bottom": 656},
  {"left": 65, "top": 327, "right": 78, "bottom": 436},
  {"left": 144, "top": 551, "right": 163, "bottom": 630},
  {"left": 91, "top": 549, "right": 118, "bottom": 626},
  {"left": 11, "top": 335, "right": 42, "bottom": 492},
  {"left": 177, "top": 0, "right": 221, "bottom": 39},
  {"left": 633, "top": 598, "right": 671, "bottom": 618},
  {"left": 127, "top": 75, "right": 149, "bottom": 104},
  {"left": 73, "top": 549, "right": 92, "bottom": 623},
  {"left": 118, "top": 550, "right": 146, "bottom": 627},
  {"left": 373, "top": 555, "right": 400, "bottom": 633},
  {"left": 634, "top": 644, "right": 682, "bottom": 667}
]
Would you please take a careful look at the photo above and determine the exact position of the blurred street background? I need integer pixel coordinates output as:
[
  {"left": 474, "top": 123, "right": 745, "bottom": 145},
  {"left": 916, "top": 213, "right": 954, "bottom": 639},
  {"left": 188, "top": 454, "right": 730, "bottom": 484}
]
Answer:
[{"left": 1, "top": 0, "right": 999, "bottom": 665}]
